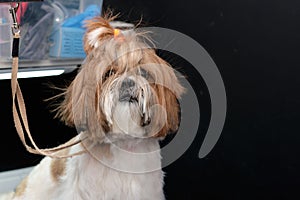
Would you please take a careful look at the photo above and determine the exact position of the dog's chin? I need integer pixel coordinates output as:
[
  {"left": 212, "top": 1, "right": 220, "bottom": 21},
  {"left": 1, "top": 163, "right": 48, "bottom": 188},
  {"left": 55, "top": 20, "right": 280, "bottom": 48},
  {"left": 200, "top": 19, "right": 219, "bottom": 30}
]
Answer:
[
  {"left": 113, "top": 101, "right": 145, "bottom": 135},
  {"left": 103, "top": 99, "right": 150, "bottom": 142}
]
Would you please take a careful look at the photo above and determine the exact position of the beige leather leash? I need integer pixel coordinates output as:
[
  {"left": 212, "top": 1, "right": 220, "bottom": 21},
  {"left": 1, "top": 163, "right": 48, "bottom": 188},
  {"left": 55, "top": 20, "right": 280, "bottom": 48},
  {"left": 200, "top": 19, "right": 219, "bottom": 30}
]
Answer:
[{"left": 9, "top": 3, "right": 86, "bottom": 158}]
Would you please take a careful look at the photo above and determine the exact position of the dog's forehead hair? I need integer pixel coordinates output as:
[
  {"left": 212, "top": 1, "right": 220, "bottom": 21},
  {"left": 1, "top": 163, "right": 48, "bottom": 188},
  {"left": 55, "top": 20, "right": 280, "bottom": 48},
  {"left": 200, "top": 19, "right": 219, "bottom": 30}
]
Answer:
[
  {"left": 82, "top": 30, "right": 184, "bottom": 98},
  {"left": 88, "top": 33, "right": 165, "bottom": 70}
]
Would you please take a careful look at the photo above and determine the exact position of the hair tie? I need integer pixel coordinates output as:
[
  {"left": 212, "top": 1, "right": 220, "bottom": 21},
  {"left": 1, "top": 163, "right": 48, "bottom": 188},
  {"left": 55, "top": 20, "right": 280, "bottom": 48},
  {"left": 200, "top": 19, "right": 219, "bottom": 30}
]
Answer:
[
  {"left": 113, "top": 28, "right": 125, "bottom": 42},
  {"left": 114, "top": 29, "right": 121, "bottom": 37}
]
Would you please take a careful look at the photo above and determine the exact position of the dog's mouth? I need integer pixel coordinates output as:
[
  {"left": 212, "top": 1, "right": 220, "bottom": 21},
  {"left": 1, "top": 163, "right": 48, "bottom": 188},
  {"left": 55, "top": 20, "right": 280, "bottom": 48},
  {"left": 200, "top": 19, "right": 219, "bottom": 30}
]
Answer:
[
  {"left": 117, "top": 79, "right": 151, "bottom": 127},
  {"left": 119, "top": 93, "right": 139, "bottom": 103},
  {"left": 118, "top": 88, "right": 151, "bottom": 126}
]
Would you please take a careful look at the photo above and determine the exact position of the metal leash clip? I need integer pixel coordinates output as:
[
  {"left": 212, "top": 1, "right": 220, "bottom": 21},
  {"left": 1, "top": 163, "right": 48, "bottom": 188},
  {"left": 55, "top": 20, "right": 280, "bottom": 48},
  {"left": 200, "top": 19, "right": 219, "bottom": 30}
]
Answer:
[{"left": 9, "top": 3, "right": 20, "bottom": 36}]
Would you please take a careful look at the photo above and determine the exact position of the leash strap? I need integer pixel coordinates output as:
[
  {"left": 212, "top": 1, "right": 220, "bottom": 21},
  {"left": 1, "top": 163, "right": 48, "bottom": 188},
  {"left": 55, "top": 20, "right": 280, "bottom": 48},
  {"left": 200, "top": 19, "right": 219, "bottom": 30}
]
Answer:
[{"left": 9, "top": 4, "right": 86, "bottom": 158}]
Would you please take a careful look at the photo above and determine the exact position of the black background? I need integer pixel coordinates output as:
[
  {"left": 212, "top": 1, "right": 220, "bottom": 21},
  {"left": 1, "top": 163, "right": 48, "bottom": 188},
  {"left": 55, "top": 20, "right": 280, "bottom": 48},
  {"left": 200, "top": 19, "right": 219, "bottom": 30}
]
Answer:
[{"left": 1, "top": 0, "right": 300, "bottom": 199}]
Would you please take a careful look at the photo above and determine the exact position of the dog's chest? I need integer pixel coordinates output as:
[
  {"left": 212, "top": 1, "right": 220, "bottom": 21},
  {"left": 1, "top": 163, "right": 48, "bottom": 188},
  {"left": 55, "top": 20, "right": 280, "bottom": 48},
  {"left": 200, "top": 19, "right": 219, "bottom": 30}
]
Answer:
[{"left": 55, "top": 145, "right": 164, "bottom": 200}]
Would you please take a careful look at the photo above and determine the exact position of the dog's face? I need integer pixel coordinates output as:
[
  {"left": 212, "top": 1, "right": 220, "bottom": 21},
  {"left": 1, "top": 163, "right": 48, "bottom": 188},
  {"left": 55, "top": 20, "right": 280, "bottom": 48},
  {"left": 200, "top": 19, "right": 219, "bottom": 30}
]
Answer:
[{"left": 56, "top": 16, "right": 184, "bottom": 142}]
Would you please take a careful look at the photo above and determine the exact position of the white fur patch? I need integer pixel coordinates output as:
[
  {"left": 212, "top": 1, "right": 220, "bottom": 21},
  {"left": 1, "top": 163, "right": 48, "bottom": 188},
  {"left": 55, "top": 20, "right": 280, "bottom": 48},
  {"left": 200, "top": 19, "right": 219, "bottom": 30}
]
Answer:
[
  {"left": 112, "top": 103, "right": 144, "bottom": 137},
  {"left": 87, "top": 27, "right": 109, "bottom": 48}
]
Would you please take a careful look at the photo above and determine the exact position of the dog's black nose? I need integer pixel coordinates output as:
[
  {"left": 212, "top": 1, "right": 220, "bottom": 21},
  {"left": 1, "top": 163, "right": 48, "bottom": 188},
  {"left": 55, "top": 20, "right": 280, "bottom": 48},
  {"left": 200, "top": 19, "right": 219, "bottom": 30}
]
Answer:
[
  {"left": 121, "top": 78, "right": 135, "bottom": 89},
  {"left": 119, "top": 78, "right": 137, "bottom": 102}
]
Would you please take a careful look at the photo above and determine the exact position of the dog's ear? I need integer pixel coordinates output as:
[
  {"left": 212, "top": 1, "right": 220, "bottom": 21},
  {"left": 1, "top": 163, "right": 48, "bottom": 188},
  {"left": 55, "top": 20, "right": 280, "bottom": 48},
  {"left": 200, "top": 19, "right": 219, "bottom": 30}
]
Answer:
[
  {"left": 54, "top": 68, "right": 90, "bottom": 128},
  {"left": 55, "top": 67, "right": 106, "bottom": 136},
  {"left": 83, "top": 15, "right": 116, "bottom": 54},
  {"left": 155, "top": 86, "right": 182, "bottom": 137},
  {"left": 141, "top": 52, "right": 185, "bottom": 138}
]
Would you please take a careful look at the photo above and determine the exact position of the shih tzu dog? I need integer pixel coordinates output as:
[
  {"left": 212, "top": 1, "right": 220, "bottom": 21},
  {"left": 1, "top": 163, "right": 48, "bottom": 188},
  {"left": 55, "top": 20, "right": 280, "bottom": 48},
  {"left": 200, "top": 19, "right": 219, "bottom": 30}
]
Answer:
[{"left": 8, "top": 15, "right": 184, "bottom": 200}]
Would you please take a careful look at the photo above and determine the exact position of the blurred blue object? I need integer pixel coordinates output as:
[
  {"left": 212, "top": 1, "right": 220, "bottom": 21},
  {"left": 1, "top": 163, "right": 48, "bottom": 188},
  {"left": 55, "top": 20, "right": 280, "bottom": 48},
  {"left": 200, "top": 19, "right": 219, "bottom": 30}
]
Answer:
[{"left": 61, "top": 5, "right": 100, "bottom": 28}]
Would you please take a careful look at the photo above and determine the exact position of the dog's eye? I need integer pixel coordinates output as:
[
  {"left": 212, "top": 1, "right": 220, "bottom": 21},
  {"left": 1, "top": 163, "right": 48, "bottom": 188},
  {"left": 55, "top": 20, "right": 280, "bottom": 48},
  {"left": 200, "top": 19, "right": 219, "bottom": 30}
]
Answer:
[
  {"left": 103, "top": 69, "right": 116, "bottom": 81},
  {"left": 139, "top": 68, "right": 150, "bottom": 79}
]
